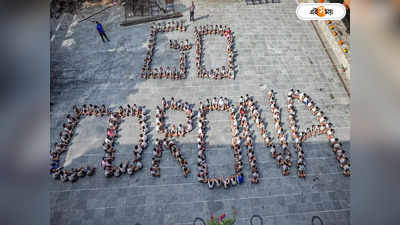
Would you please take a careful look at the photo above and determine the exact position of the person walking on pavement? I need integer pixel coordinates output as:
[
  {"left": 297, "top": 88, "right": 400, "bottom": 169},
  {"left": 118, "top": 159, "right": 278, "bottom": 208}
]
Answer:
[
  {"left": 189, "top": 1, "right": 195, "bottom": 22},
  {"left": 96, "top": 21, "right": 110, "bottom": 42}
]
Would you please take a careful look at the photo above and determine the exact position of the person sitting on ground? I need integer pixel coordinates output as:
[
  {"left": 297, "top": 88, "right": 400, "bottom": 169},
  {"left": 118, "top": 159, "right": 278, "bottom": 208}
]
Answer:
[
  {"left": 51, "top": 167, "right": 61, "bottom": 179},
  {"left": 82, "top": 104, "right": 89, "bottom": 115},
  {"left": 119, "top": 161, "right": 129, "bottom": 174},
  {"left": 336, "top": 148, "right": 346, "bottom": 161},
  {"left": 197, "top": 173, "right": 206, "bottom": 183},
  {"left": 237, "top": 173, "right": 244, "bottom": 184},
  {"left": 333, "top": 142, "right": 342, "bottom": 153},
  {"left": 234, "top": 160, "right": 243, "bottom": 172},
  {"left": 127, "top": 163, "right": 135, "bottom": 175},
  {"left": 60, "top": 170, "right": 69, "bottom": 182},
  {"left": 148, "top": 163, "right": 159, "bottom": 176},
  {"left": 343, "top": 163, "right": 350, "bottom": 176},
  {"left": 176, "top": 99, "right": 183, "bottom": 111},
  {"left": 104, "top": 134, "right": 114, "bottom": 145},
  {"left": 297, "top": 156, "right": 305, "bottom": 168},
  {"left": 184, "top": 39, "right": 190, "bottom": 50},
  {"left": 77, "top": 167, "right": 87, "bottom": 177},
  {"left": 63, "top": 123, "right": 73, "bottom": 135},
  {"left": 282, "top": 163, "right": 290, "bottom": 176},
  {"left": 218, "top": 97, "right": 224, "bottom": 110},
  {"left": 93, "top": 105, "right": 100, "bottom": 116},
  {"left": 177, "top": 124, "right": 185, "bottom": 136},
  {"left": 68, "top": 169, "right": 79, "bottom": 182},
  {"left": 90, "top": 104, "right": 97, "bottom": 115},
  {"left": 270, "top": 145, "right": 278, "bottom": 158},
  {"left": 338, "top": 155, "right": 347, "bottom": 168},
  {"left": 140, "top": 121, "right": 149, "bottom": 134},
  {"left": 101, "top": 157, "right": 112, "bottom": 169},
  {"left": 182, "top": 166, "right": 190, "bottom": 177},
  {"left": 66, "top": 114, "right": 78, "bottom": 127},
  {"left": 54, "top": 142, "right": 67, "bottom": 154},
  {"left": 133, "top": 159, "right": 143, "bottom": 171},
  {"left": 298, "top": 164, "right": 306, "bottom": 178},
  {"left": 276, "top": 153, "right": 284, "bottom": 167},
  {"left": 165, "top": 66, "right": 171, "bottom": 79},
  {"left": 230, "top": 175, "right": 237, "bottom": 186},
  {"left": 251, "top": 172, "right": 259, "bottom": 184},
  {"left": 139, "top": 134, "right": 147, "bottom": 142},
  {"left": 59, "top": 132, "right": 71, "bottom": 145},
  {"left": 49, "top": 161, "right": 59, "bottom": 175},
  {"left": 107, "top": 128, "right": 116, "bottom": 138},
  {"left": 72, "top": 105, "right": 81, "bottom": 117},
  {"left": 284, "top": 153, "right": 292, "bottom": 167},
  {"left": 86, "top": 166, "right": 95, "bottom": 176},
  {"left": 172, "top": 67, "right": 178, "bottom": 79},
  {"left": 111, "top": 166, "right": 120, "bottom": 177},
  {"left": 104, "top": 144, "right": 115, "bottom": 158},
  {"left": 125, "top": 104, "right": 132, "bottom": 117},
  {"left": 207, "top": 178, "right": 215, "bottom": 189},
  {"left": 222, "top": 176, "right": 230, "bottom": 189},
  {"left": 170, "top": 97, "right": 176, "bottom": 110}
]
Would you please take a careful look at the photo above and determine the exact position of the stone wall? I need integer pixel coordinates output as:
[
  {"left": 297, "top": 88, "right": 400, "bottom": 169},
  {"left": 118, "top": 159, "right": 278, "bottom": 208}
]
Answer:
[
  {"left": 50, "top": 0, "right": 82, "bottom": 18},
  {"left": 50, "top": 0, "right": 114, "bottom": 18}
]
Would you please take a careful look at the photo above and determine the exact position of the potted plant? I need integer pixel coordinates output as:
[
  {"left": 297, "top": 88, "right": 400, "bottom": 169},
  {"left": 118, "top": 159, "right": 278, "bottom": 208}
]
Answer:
[{"left": 206, "top": 213, "right": 236, "bottom": 225}]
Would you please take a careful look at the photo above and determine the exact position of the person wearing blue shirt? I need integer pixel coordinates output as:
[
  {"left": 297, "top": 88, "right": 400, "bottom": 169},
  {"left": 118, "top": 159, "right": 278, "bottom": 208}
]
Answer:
[
  {"left": 96, "top": 21, "right": 110, "bottom": 42},
  {"left": 237, "top": 173, "right": 244, "bottom": 184}
]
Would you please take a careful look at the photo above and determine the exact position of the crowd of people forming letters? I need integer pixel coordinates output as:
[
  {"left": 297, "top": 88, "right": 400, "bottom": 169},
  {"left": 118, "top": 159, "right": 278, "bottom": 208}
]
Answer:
[
  {"left": 197, "top": 96, "right": 244, "bottom": 189},
  {"left": 50, "top": 90, "right": 350, "bottom": 184},
  {"left": 150, "top": 98, "right": 195, "bottom": 177},
  {"left": 197, "top": 94, "right": 285, "bottom": 189},
  {"left": 194, "top": 25, "right": 235, "bottom": 80},
  {"left": 265, "top": 89, "right": 350, "bottom": 177},
  {"left": 49, "top": 104, "right": 150, "bottom": 182},
  {"left": 155, "top": 97, "right": 195, "bottom": 137},
  {"left": 283, "top": 89, "right": 351, "bottom": 176},
  {"left": 141, "top": 21, "right": 188, "bottom": 80},
  {"left": 140, "top": 20, "right": 235, "bottom": 80},
  {"left": 100, "top": 104, "right": 149, "bottom": 177}
]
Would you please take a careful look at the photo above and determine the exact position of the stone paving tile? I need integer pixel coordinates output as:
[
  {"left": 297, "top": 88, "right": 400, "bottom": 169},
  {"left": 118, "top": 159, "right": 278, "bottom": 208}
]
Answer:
[{"left": 50, "top": 0, "right": 350, "bottom": 225}]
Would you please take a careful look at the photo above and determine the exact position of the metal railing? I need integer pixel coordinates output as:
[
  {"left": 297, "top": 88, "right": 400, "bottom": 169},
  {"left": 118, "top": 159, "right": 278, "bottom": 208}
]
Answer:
[
  {"left": 192, "top": 215, "right": 264, "bottom": 225},
  {"left": 192, "top": 215, "right": 326, "bottom": 225},
  {"left": 124, "top": 0, "right": 174, "bottom": 19}
]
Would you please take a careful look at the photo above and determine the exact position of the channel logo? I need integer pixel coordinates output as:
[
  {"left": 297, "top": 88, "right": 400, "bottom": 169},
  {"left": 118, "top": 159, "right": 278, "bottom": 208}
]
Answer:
[{"left": 296, "top": 3, "right": 346, "bottom": 20}]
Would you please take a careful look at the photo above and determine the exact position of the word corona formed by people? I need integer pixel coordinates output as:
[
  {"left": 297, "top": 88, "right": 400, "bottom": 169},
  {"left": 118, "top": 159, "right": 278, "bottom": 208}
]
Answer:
[{"left": 50, "top": 90, "right": 350, "bottom": 186}]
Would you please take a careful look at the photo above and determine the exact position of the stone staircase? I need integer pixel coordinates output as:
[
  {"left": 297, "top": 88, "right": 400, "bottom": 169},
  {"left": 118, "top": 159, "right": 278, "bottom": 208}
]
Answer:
[
  {"left": 121, "top": 0, "right": 180, "bottom": 26},
  {"left": 124, "top": 0, "right": 172, "bottom": 18}
]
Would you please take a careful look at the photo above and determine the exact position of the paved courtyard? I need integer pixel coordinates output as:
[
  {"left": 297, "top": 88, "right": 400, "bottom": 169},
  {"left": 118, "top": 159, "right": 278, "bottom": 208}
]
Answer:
[{"left": 50, "top": 0, "right": 350, "bottom": 225}]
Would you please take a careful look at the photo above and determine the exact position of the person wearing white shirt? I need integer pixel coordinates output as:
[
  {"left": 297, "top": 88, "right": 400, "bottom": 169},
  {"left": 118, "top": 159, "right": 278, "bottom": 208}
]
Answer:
[
  {"left": 343, "top": 164, "right": 350, "bottom": 176},
  {"left": 267, "top": 90, "right": 274, "bottom": 99},
  {"left": 288, "top": 89, "right": 294, "bottom": 97},
  {"left": 297, "top": 157, "right": 304, "bottom": 167},
  {"left": 298, "top": 164, "right": 306, "bottom": 178},
  {"left": 218, "top": 97, "right": 224, "bottom": 110},
  {"left": 207, "top": 178, "right": 215, "bottom": 189},
  {"left": 269, "top": 145, "right": 277, "bottom": 158},
  {"left": 140, "top": 140, "right": 147, "bottom": 149},
  {"left": 282, "top": 164, "right": 290, "bottom": 176},
  {"left": 299, "top": 92, "right": 305, "bottom": 100}
]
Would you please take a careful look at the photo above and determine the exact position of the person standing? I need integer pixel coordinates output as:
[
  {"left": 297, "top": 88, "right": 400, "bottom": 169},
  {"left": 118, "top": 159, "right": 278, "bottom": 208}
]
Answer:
[
  {"left": 96, "top": 21, "right": 110, "bottom": 42},
  {"left": 189, "top": 1, "right": 195, "bottom": 22}
]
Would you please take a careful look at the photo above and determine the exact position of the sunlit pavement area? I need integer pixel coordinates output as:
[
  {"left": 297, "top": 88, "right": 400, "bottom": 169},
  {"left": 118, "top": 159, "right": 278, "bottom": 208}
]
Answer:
[{"left": 50, "top": 0, "right": 350, "bottom": 224}]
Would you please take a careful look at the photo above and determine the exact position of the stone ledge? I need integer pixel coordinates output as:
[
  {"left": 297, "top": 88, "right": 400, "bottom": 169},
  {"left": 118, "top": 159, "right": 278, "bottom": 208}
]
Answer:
[{"left": 120, "top": 12, "right": 183, "bottom": 27}]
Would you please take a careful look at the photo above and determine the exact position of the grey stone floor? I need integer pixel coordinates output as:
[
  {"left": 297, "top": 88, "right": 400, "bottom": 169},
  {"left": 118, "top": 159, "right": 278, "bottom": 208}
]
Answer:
[{"left": 50, "top": 0, "right": 350, "bottom": 225}]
